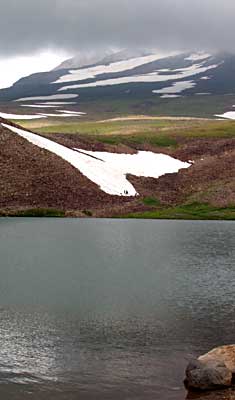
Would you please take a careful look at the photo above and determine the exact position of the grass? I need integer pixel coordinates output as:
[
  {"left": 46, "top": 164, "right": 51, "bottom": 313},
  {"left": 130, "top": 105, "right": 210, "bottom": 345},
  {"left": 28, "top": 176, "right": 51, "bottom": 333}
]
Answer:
[
  {"left": 2, "top": 204, "right": 235, "bottom": 219},
  {"left": 0, "top": 208, "right": 66, "bottom": 217},
  {"left": 178, "top": 121, "right": 235, "bottom": 138},
  {"left": 32, "top": 119, "right": 176, "bottom": 135},
  {"left": 26, "top": 118, "right": 180, "bottom": 147},
  {"left": 22, "top": 117, "right": 235, "bottom": 145},
  {"left": 121, "top": 203, "right": 235, "bottom": 220},
  {"left": 93, "top": 133, "right": 178, "bottom": 147},
  {"left": 142, "top": 197, "right": 161, "bottom": 206},
  {"left": 83, "top": 209, "right": 93, "bottom": 217}
]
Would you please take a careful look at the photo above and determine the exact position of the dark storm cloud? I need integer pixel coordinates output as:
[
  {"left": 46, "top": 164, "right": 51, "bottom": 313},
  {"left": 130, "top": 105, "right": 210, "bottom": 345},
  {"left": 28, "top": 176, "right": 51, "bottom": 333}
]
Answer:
[{"left": 0, "top": 0, "right": 235, "bottom": 56}]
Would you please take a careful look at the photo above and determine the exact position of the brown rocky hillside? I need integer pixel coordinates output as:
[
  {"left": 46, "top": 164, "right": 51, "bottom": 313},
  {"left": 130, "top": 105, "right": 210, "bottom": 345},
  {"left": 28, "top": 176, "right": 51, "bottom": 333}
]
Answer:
[{"left": 1, "top": 118, "right": 235, "bottom": 217}]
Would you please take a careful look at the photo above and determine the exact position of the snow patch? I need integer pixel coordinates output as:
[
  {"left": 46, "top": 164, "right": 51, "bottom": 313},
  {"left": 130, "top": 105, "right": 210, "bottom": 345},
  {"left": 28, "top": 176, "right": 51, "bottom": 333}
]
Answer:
[
  {"left": 39, "top": 102, "right": 77, "bottom": 105},
  {"left": 0, "top": 109, "right": 85, "bottom": 120},
  {"left": 2, "top": 123, "right": 191, "bottom": 197},
  {"left": 57, "top": 110, "right": 87, "bottom": 115},
  {"left": 15, "top": 94, "right": 79, "bottom": 102},
  {"left": 0, "top": 112, "right": 46, "bottom": 120},
  {"left": 38, "top": 112, "right": 84, "bottom": 118},
  {"left": 75, "top": 149, "right": 191, "bottom": 181},
  {"left": 215, "top": 112, "right": 235, "bottom": 120},
  {"left": 195, "top": 93, "right": 211, "bottom": 95},
  {"left": 152, "top": 80, "right": 196, "bottom": 96},
  {"left": 160, "top": 94, "right": 182, "bottom": 98}
]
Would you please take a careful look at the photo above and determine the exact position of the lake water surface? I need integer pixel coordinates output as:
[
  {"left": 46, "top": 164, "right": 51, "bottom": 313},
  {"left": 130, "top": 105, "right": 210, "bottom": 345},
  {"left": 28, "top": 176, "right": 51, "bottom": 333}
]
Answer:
[{"left": 0, "top": 219, "right": 235, "bottom": 399}]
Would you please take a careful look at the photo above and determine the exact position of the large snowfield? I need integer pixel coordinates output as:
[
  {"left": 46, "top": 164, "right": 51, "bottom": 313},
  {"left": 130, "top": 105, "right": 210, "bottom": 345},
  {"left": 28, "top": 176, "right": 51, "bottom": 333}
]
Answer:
[
  {"left": 58, "top": 61, "right": 220, "bottom": 91},
  {"left": 2, "top": 123, "right": 191, "bottom": 196},
  {"left": 53, "top": 53, "right": 179, "bottom": 84}
]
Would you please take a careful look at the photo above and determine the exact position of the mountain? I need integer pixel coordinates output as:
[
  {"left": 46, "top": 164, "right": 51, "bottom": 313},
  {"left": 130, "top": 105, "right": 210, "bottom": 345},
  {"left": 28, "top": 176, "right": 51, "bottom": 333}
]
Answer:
[
  {"left": 1, "top": 50, "right": 235, "bottom": 118},
  {"left": 1, "top": 49, "right": 235, "bottom": 218},
  {"left": 53, "top": 49, "right": 149, "bottom": 70},
  {"left": 53, "top": 50, "right": 115, "bottom": 71}
]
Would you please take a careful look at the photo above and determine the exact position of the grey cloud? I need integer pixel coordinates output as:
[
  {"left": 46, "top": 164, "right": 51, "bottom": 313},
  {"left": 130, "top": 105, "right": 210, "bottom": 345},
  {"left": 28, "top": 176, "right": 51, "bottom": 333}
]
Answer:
[{"left": 0, "top": 0, "right": 235, "bottom": 57}]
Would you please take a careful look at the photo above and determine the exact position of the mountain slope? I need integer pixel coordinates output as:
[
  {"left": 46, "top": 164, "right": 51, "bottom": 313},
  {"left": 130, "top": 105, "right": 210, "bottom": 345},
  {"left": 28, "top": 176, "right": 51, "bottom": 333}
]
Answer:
[
  {"left": 0, "top": 118, "right": 130, "bottom": 215},
  {"left": 2, "top": 117, "right": 235, "bottom": 218},
  {"left": 1, "top": 50, "right": 235, "bottom": 119}
]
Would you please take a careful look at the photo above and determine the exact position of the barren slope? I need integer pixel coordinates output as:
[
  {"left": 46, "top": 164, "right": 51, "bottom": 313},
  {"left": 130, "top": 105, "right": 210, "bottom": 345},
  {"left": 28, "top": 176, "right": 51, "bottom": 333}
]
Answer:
[
  {"left": 0, "top": 119, "right": 131, "bottom": 215},
  {"left": 1, "top": 117, "right": 235, "bottom": 218}
]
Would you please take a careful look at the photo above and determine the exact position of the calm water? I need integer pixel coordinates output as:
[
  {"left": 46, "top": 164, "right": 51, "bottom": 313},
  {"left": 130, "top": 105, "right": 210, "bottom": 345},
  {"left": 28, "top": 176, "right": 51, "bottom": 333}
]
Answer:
[{"left": 0, "top": 219, "right": 235, "bottom": 400}]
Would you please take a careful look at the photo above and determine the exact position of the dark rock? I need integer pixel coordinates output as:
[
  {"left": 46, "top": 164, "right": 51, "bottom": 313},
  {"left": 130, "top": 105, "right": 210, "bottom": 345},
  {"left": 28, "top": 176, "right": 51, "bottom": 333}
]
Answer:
[
  {"left": 186, "top": 387, "right": 235, "bottom": 399},
  {"left": 185, "top": 359, "right": 232, "bottom": 391}
]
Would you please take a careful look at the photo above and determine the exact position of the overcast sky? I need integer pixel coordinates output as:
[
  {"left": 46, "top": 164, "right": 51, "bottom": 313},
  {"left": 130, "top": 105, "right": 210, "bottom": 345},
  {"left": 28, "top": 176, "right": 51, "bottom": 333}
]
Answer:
[
  {"left": 0, "top": 51, "right": 69, "bottom": 89},
  {"left": 1, "top": 0, "right": 235, "bottom": 56},
  {"left": 0, "top": 0, "right": 234, "bottom": 87}
]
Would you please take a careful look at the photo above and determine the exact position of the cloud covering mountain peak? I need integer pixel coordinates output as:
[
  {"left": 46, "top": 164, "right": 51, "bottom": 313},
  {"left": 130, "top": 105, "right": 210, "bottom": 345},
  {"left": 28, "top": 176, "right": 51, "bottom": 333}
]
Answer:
[{"left": 0, "top": 0, "right": 235, "bottom": 58}]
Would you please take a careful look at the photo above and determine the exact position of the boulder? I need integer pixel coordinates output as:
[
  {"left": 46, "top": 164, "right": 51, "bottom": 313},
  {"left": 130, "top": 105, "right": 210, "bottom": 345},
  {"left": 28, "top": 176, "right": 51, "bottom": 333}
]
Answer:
[
  {"left": 199, "top": 345, "right": 235, "bottom": 374},
  {"left": 185, "top": 345, "right": 235, "bottom": 391},
  {"left": 185, "top": 359, "right": 232, "bottom": 391}
]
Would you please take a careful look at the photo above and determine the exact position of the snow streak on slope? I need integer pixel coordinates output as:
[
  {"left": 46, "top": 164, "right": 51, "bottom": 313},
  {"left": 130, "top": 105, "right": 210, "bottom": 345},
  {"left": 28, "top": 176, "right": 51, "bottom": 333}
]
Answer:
[
  {"left": 158, "top": 95, "right": 182, "bottom": 98},
  {"left": 2, "top": 124, "right": 191, "bottom": 196},
  {"left": 53, "top": 53, "right": 179, "bottom": 84},
  {"left": 57, "top": 110, "right": 87, "bottom": 115},
  {"left": 59, "top": 62, "right": 220, "bottom": 91},
  {"left": 0, "top": 112, "right": 46, "bottom": 120},
  {"left": 152, "top": 80, "right": 196, "bottom": 96},
  {"left": 39, "top": 102, "right": 77, "bottom": 105},
  {"left": 15, "top": 94, "right": 79, "bottom": 102},
  {"left": 37, "top": 112, "right": 84, "bottom": 118},
  {"left": 21, "top": 105, "right": 58, "bottom": 108},
  {"left": 0, "top": 110, "right": 85, "bottom": 120},
  {"left": 184, "top": 53, "right": 211, "bottom": 61},
  {"left": 195, "top": 93, "right": 210, "bottom": 95}
]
